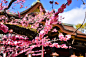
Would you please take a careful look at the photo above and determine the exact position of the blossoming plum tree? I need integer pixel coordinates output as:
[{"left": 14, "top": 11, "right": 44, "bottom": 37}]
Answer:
[{"left": 0, "top": 0, "right": 73, "bottom": 57}]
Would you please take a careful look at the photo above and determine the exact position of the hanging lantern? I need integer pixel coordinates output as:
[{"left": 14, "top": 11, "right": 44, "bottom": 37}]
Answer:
[
  {"left": 51, "top": 52, "right": 59, "bottom": 57},
  {"left": 70, "top": 52, "right": 77, "bottom": 57},
  {"left": 70, "top": 54, "right": 77, "bottom": 57}
]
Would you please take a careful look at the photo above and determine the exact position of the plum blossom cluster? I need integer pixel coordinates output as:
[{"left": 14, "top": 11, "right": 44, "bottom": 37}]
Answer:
[
  {"left": 14, "top": 0, "right": 26, "bottom": 8},
  {"left": 0, "top": 0, "right": 8, "bottom": 10},
  {"left": 34, "top": 36, "right": 71, "bottom": 49},
  {"left": 0, "top": 23, "right": 8, "bottom": 33},
  {"left": 0, "top": 0, "right": 26, "bottom": 11},
  {"left": 26, "top": 50, "right": 45, "bottom": 56},
  {"left": 30, "top": 0, "right": 72, "bottom": 56},
  {"left": 59, "top": 33, "right": 71, "bottom": 41},
  {"left": 33, "top": 0, "right": 72, "bottom": 51},
  {"left": 1, "top": 33, "right": 32, "bottom": 57}
]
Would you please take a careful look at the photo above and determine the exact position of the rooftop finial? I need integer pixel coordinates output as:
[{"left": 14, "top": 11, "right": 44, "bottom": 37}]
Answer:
[{"left": 37, "top": 0, "right": 40, "bottom": 2}]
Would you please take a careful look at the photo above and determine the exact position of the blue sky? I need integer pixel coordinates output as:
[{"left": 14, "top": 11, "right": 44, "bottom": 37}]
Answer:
[
  {"left": 0, "top": 0, "right": 86, "bottom": 24},
  {"left": 1, "top": 0, "right": 84, "bottom": 12},
  {"left": 11, "top": 0, "right": 85, "bottom": 12}
]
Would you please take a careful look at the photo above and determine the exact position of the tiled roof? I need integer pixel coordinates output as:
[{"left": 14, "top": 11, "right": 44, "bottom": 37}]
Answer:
[
  {"left": 20, "top": 2, "right": 45, "bottom": 17},
  {"left": 63, "top": 25, "right": 85, "bottom": 34}
]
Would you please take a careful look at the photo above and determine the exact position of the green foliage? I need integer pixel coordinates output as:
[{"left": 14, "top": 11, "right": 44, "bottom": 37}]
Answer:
[
  {"left": 75, "top": 23, "right": 86, "bottom": 33},
  {"left": 75, "top": 23, "right": 86, "bottom": 29}
]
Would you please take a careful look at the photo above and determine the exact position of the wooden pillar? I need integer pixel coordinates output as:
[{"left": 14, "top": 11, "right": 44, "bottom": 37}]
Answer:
[
  {"left": 70, "top": 54, "right": 77, "bottom": 57},
  {"left": 85, "top": 53, "right": 86, "bottom": 57},
  {"left": 69, "top": 48, "right": 73, "bottom": 56},
  {"left": 41, "top": 45, "right": 44, "bottom": 57},
  {"left": 45, "top": 54, "right": 50, "bottom": 57},
  {"left": 85, "top": 50, "right": 86, "bottom": 57},
  {"left": 79, "top": 54, "right": 84, "bottom": 57}
]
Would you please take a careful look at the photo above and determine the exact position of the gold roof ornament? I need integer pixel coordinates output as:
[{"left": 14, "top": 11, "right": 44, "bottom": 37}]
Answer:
[
  {"left": 78, "top": 54, "right": 84, "bottom": 57},
  {"left": 32, "top": 0, "right": 40, "bottom": 6},
  {"left": 37, "top": 0, "right": 40, "bottom": 2},
  {"left": 70, "top": 55, "right": 77, "bottom": 57}
]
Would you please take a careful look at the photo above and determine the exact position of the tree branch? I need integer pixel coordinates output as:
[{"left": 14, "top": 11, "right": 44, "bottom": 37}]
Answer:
[
  {"left": 0, "top": 0, "right": 17, "bottom": 16},
  {"left": 4, "top": 0, "right": 17, "bottom": 10},
  {"left": 0, "top": 0, "right": 21, "bottom": 20},
  {"left": 81, "top": 0, "right": 86, "bottom": 5},
  {"left": 81, "top": 0, "right": 84, "bottom": 3}
]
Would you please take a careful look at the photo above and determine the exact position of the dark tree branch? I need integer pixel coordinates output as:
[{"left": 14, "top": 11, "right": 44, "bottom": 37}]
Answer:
[
  {"left": 0, "top": 0, "right": 22, "bottom": 20},
  {"left": 0, "top": 0, "right": 17, "bottom": 17},
  {"left": 81, "top": 0, "right": 86, "bottom": 5},
  {"left": 81, "top": 0, "right": 84, "bottom": 3},
  {"left": 4, "top": 0, "right": 17, "bottom": 10},
  {"left": 75, "top": 12, "right": 86, "bottom": 33},
  {"left": 0, "top": 0, "right": 19, "bottom": 20},
  {"left": 3, "top": 0, "right": 17, "bottom": 18}
]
